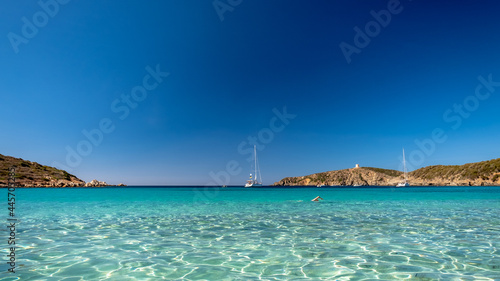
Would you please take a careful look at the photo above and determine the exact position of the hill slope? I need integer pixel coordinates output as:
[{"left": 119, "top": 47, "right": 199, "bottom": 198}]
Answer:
[
  {"left": 274, "top": 158, "right": 500, "bottom": 186},
  {"left": 409, "top": 158, "right": 500, "bottom": 186},
  {"left": 1, "top": 154, "right": 85, "bottom": 187},
  {"left": 275, "top": 167, "right": 403, "bottom": 186}
]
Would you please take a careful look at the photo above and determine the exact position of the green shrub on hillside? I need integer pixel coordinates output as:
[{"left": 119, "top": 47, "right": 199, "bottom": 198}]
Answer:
[
  {"left": 363, "top": 167, "right": 402, "bottom": 177},
  {"left": 492, "top": 174, "right": 500, "bottom": 182},
  {"left": 411, "top": 158, "right": 500, "bottom": 181}
]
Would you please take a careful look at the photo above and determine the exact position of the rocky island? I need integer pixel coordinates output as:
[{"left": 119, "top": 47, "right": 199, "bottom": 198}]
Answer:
[
  {"left": 0, "top": 154, "right": 124, "bottom": 187},
  {"left": 274, "top": 158, "right": 500, "bottom": 186}
]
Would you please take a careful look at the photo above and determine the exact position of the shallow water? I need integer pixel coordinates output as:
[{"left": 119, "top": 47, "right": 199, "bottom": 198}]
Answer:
[{"left": 2, "top": 187, "right": 500, "bottom": 280}]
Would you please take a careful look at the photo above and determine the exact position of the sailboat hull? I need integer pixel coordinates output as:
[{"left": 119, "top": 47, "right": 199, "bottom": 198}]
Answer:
[
  {"left": 245, "top": 183, "right": 262, "bottom": 187},
  {"left": 245, "top": 184, "right": 262, "bottom": 187}
]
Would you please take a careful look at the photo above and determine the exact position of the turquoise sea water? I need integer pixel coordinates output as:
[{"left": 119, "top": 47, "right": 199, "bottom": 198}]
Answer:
[{"left": 2, "top": 186, "right": 500, "bottom": 280}]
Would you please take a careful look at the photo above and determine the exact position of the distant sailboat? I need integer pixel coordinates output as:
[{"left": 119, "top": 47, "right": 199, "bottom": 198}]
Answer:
[
  {"left": 397, "top": 148, "right": 410, "bottom": 187},
  {"left": 245, "top": 145, "right": 263, "bottom": 187}
]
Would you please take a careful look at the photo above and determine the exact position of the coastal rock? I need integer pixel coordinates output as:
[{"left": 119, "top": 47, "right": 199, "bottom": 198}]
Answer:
[
  {"left": 0, "top": 154, "right": 122, "bottom": 188},
  {"left": 0, "top": 154, "right": 86, "bottom": 187},
  {"left": 274, "top": 167, "right": 402, "bottom": 186},
  {"left": 274, "top": 158, "right": 500, "bottom": 187},
  {"left": 85, "top": 179, "right": 109, "bottom": 187}
]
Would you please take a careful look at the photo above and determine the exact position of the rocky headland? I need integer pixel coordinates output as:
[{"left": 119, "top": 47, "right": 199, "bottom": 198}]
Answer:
[
  {"left": 0, "top": 154, "right": 124, "bottom": 187},
  {"left": 274, "top": 158, "right": 500, "bottom": 186}
]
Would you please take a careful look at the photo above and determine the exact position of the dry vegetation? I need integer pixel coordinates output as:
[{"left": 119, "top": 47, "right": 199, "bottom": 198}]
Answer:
[
  {"left": 410, "top": 158, "right": 500, "bottom": 181},
  {"left": 275, "top": 158, "right": 500, "bottom": 186},
  {"left": 0, "top": 154, "right": 83, "bottom": 187}
]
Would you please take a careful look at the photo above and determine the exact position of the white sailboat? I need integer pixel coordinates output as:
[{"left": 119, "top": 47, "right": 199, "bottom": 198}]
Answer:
[
  {"left": 245, "top": 145, "right": 263, "bottom": 187},
  {"left": 397, "top": 148, "right": 410, "bottom": 187}
]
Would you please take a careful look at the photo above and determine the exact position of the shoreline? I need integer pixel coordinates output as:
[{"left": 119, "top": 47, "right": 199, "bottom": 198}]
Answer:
[{"left": 4, "top": 185, "right": 500, "bottom": 189}]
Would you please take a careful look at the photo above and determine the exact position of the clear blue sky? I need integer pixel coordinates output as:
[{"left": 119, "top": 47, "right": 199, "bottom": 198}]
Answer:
[{"left": 1, "top": 0, "right": 500, "bottom": 185}]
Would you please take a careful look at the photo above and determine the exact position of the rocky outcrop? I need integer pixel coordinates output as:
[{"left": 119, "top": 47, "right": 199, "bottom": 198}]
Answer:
[
  {"left": 0, "top": 154, "right": 123, "bottom": 187},
  {"left": 19, "top": 178, "right": 86, "bottom": 188},
  {"left": 0, "top": 154, "right": 85, "bottom": 187},
  {"left": 274, "top": 167, "right": 402, "bottom": 186},
  {"left": 274, "top": 158, "right": 500, "bottom": 187},
  {"left": 84, "top": 179, "right": 110, "bottom": 187}
]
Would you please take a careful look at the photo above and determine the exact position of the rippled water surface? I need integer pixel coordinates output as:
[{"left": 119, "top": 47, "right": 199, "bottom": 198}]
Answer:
[{"left": 2, "top": 187, "right": 500, "bottom": 280}]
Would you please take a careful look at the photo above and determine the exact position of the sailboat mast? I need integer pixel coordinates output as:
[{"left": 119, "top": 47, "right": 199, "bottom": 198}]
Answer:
[
  {"left": 254, "top": 145, "right": 257, "bottom": 183},
  {"left": 403, "top": 148, "right": 407, "bottom": 180}
]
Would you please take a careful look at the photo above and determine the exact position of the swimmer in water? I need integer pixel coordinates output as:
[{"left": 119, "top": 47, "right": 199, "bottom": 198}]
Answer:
[{"left": 312, "top": 196, "right": 323, "bottom": 202}]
